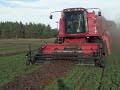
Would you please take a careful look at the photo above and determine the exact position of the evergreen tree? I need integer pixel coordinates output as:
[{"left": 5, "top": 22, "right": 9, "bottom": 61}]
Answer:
[{"left": 0, "top": 21, "right": 57, "bottom": 39}]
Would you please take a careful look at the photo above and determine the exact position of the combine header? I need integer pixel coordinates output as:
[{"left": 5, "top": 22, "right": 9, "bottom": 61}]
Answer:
[{"left": 26, "top": 8, "right": 111, "bottom": 68}]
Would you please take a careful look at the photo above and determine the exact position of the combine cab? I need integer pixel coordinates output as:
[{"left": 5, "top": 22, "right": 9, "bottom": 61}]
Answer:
[{"left": 26, "top": 8, "right": 111, "bottom": 68}]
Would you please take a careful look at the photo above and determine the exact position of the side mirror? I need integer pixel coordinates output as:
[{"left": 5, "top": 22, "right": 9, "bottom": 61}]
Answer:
[
  {"left": 49, "top": 15, "right": 53, "bottom": 19},
  {"left": 98, "top": 11, "right": 102, "bottom": 16}
]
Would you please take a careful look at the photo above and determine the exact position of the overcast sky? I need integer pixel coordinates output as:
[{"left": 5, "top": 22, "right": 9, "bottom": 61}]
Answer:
[{"left": 0, "top": 0, "right": 120, "bottom": 28}]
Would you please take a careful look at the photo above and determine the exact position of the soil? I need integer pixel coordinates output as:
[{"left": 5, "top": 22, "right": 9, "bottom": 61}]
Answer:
[{"left": 0, "top": 60, "right": 76, "bottom": 90}]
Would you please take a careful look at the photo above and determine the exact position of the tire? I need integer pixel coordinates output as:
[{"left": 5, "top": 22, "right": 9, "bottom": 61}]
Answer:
[
  {"left": 99, "top": 55, "right": 106, "bottom": 68},
  {"left": 94, "top": 59, "right": 99, "bottom": 66},
  {"left": 95, "top": 41, "right": 108, "bottom": 68},
  {"left": 94, "top": 59, "right": 106, "bottom": 68},
  {"left": 99, "top": 42, "right": 108, "bottom": 68}
]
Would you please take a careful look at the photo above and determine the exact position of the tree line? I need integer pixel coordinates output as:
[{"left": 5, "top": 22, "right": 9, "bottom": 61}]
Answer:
[
  {"left": 0, "top": 21, "right": 58, "bottom": 39},
  {"left": 0, "top": 18, "right": 118, "bottom": 39}
]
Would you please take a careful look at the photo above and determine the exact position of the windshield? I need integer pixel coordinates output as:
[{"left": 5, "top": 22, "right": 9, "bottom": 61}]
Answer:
[{"left": 64, "top": 11, "right": 86, "bottom": 34}]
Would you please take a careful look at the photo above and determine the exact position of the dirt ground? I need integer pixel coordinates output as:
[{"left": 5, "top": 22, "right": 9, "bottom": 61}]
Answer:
[{"left": 0, "top": 60, "right": 76, "bottom": 90}]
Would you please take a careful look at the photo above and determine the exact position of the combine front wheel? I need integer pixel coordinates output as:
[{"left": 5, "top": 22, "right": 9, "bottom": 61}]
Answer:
[
  {"left": 95, "top": 41, "right": 108, "bottom": 68},
  {"left": 99, "top": 55, "right": 106, "bottom": 68},
  {"left": 94, "top": 55, "right": 106, "bottom": 68}
]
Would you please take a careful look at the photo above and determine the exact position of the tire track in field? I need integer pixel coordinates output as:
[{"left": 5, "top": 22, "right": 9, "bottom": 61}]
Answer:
[
  {"left": 66, "top": 66, "right": 92, "bottom": 90},
  {"left": 98, "top": 55, "right": 120, "bottom": 90},
  {"left": 97, "top": 54, "right": 110, "bottom": 90},
  {"left": 0, "top": 60, "right": 76, "bottom": 90},
  {"left": 77, "top": 66, "right": 94, "bottom": 88},
  {"left": 97, "top": 68, "right": 105, "bottom": 90}
]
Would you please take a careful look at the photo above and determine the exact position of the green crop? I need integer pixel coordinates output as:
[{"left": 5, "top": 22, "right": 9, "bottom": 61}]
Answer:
[
  {"left": 44, "top": 54, "right": 120, "bottom": 90},
  {"left": 0, "top": 54, "right": 42, "bottom": 86},
  {"left": 0, "top": 39, "right": 54, "bottom": 55}
]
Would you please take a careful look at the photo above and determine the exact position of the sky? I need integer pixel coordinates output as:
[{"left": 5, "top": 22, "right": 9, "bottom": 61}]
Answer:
[{"left": 0, "top": 0, "right": 120, "bottom": 28}]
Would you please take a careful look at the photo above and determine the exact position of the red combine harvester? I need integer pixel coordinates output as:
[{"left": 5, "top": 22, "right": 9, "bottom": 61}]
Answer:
[{"left": 26, "top": 8, "right": 111, "bottom": 68}]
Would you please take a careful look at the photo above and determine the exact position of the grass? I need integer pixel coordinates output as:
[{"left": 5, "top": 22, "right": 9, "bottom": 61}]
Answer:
[
  {"left": 44, "top": 65, "right": 102, "bottom": 90},
  {"left": 99, "top": 54, "right": 120, "bottom": 90},
  {"left": 0, "top": 35, "right": 120, "bottom": 89},
  {"left": 0, "top": 39, "right": 55, "bottom": 86},
  {"left": 0, "top": 38, "right": 55, "bottom": 55},
  {"left": 0, "top": 54, "right": 42, "bottom": 86},
  {"left": 44, "top": 54, "right": 120, "bottom": 90}
]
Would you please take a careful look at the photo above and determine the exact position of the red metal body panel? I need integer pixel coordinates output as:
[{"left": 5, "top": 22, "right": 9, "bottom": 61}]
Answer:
[
  {"left": 64, "top": 38, "right": 85, "bottom": 44},
  {"left": 42, "top": 37, "right": 99, "bottom": 55},
  {"left": 42, "top": 43, "right": 99, "bottom": 55},
  {"left": 102, "top": 35, "right": 112, "bottom": 54},
  {"left": 65, "top": 33, "right": 86, "bottom": 37},
  {"left": 58, "top": 18, "right": 65, "bottom": 37},
  {"left": 87, "top": 12, "right": 97, "bottom": 34},
  {"left": 85, "top": 34, "right": 102, "bottom": 37},
  {"left": 42, "top": 44, "right": 65, "bottom": 53}
]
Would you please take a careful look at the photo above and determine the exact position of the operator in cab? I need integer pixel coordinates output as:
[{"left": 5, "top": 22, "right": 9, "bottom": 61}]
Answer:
[{"left": 64, "top": 10, "right": 86, "bottom": 34}]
